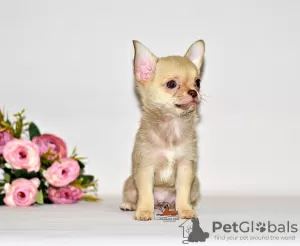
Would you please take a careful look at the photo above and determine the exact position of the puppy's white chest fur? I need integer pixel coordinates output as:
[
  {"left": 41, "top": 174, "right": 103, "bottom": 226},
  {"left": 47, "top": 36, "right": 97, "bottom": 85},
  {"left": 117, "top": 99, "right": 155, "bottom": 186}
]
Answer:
[
  {"left": 158, "top": 146, "right": 185, "bottom": 182},
  {"left": 151, "top": 118, "right": 188, "bottom": 182},
  {"left": 172, "top": 119, "right": 181, "bottom": 139},
  {"left": 160, "top": 149, "right": 176, "bottom": 181}
]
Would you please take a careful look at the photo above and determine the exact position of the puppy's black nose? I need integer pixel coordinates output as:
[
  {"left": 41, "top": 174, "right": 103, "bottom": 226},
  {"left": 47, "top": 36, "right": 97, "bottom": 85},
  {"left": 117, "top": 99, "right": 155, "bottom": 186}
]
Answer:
[{"left": 188, "top": 90, "right": 198, "bottom": 98}]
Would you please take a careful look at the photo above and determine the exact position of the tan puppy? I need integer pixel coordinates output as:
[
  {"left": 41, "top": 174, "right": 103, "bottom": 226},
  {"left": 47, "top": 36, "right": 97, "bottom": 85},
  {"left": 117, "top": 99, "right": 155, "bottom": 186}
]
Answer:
[{"left": 120, "top": 40, "right": 205, "bottom": 221}]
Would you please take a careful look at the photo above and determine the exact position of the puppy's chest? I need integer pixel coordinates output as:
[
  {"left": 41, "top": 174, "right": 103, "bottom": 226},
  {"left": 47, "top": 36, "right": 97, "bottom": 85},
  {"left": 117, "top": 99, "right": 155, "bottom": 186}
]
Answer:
[
  {"left": 149, "top": 119, "right": 193, "bottom": 184},
  {"left": 151, "top": 136, "right": 187, "bottom": 184},
  {"left": 154, "top": 148, "right": 181, "bottom": 184}
]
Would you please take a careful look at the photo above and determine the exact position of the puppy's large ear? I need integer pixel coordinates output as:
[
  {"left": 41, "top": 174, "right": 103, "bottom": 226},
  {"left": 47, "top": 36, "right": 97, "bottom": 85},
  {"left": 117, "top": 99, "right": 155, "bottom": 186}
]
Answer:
[
  {"left": 184, "top": 40, "right": 205, "bottom": 71},
  {"left": 133, "top": 40, "right": 158, "bottom": 84}
]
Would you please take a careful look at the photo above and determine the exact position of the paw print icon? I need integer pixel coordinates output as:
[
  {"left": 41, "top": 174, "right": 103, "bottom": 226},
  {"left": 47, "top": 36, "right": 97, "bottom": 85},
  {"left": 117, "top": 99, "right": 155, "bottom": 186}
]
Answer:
[{"left": 256, "top": 222, "right": 266, "bottom": 232}]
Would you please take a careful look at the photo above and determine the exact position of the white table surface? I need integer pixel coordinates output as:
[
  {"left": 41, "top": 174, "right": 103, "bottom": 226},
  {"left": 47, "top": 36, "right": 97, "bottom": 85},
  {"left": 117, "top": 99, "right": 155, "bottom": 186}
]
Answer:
[{"left": 0, "top": 195, "right": 299, "bottom": 246}]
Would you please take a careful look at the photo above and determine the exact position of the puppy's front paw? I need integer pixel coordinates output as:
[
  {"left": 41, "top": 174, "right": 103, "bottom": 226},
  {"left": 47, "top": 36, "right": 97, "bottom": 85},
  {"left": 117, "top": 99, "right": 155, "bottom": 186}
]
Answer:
[
  {"left": 135, "top": 210, "right": 153, "bottom": 221},
  {"left": 178, "top": 209, "right": 197, "bottom": 219},
  {"left": 120, "top": 202, "right": 136, "bottom": 211}
]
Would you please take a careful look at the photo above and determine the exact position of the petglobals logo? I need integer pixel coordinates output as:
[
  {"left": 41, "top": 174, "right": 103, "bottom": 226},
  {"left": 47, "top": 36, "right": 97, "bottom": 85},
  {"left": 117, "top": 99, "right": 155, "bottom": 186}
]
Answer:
[
  {"left": 212, "top": 221, "right": 299, "bottom": 234},
  {"left": 177, "top": 219, "right": 299, "bottom": 244}
]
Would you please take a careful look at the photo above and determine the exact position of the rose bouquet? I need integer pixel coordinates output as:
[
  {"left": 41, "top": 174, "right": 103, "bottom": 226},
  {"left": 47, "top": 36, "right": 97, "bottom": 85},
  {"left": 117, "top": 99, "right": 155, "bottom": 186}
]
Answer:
[{"left": 0, "top": 108, "right": 99, "bottom": 207}]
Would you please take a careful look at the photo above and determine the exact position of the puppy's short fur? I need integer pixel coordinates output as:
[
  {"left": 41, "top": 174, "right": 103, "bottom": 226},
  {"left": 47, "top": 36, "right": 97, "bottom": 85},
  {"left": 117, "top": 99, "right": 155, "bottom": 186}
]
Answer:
[{"left": 120, "top": 40, "right": 205, "bottom": 220}]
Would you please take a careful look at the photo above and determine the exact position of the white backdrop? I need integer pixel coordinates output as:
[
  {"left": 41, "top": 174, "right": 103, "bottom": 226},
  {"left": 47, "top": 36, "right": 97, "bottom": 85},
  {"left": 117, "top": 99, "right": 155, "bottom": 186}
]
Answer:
[{"left": 0, "top": 0, "right": 299, "bottom": 197}]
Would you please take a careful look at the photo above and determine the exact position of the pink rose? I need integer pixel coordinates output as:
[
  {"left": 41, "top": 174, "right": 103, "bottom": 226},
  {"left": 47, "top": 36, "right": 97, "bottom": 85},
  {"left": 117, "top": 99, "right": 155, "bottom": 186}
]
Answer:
[
  {"left": 48, "top": 186, "right": 84, "bottom": 204},
  {"left": 4, "top": 178, "right": 40, "bottom": 207},
  {"left": 3, "top": 139, "right": 40, "bottom": 172},
  {"left": 32, "top": 134, "right": 67, "bottom": 160},
  {"left": 0, "top": 130, "right": 14, "bottom": 154},
  {"left": 44, "top": 158, "right": 80, "bottom": 187}
]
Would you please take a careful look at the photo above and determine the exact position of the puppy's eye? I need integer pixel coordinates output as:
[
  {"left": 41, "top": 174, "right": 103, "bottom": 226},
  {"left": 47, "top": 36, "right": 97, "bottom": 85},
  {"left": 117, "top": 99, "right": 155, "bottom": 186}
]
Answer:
[
  {"left": 166, "top": 80, "right": 177, "bottom": 89},
  {"left": 195, "top": 79, "right": 201, "bottom": 88}
]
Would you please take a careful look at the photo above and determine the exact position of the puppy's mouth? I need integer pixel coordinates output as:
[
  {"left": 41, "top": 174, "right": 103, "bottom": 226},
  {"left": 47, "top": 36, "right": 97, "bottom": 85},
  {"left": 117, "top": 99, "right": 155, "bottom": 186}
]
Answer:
[{"left": 175, "top": 101, "right": 199, "bottom": 109}]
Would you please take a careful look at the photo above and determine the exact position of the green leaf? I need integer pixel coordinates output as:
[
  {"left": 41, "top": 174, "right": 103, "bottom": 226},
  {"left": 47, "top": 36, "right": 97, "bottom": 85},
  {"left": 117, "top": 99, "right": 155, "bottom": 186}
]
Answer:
[
  {"left": 13, "top": 169, "right": 29, "bottom": 178},
  {"left": 43, "top": 197, "right": 53, "bottom": 204},
  {"left": 83, "top": 195, "right": 100, "bottom": 202},
  {"left": 0, "top": 109, "right": 3, "bottom": 123},
  {"left": 4, "top": 173, "right": 10, "bottom": 183},
  {"left": 0, "top": 156, "right": 5, "bottom": 165},
  {"left": 13, "top": 110, "right": 27, "bottom": 139},
  {"left": 78, "top": 160, "right": 85, "bottom": 170},
  {"left": 0, "top": 194, "right": 5, "bottom": 205},
  {"left": 80, "top": 175, "right": 94, "bottom": 185},
  {"left": 12, "top": 169, "right": 38, "bottom": 179},
  {"left": 0, "top": 121, "right": 14, "bottom": 135},
  {"left": 28, "top": 122, "right": 41, "bottom": 140},
  {"left": 71, "top": 175, "right": 97, "bottom": 190},
  {"left": 36, "top": 190, "right": 44, "bottom": 204}
]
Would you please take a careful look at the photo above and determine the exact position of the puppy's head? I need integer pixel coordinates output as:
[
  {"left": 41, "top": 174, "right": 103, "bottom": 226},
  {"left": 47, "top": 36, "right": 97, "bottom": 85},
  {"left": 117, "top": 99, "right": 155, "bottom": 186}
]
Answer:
[{"left": 133, "top": 40, "right": 205, "bottom": 116}]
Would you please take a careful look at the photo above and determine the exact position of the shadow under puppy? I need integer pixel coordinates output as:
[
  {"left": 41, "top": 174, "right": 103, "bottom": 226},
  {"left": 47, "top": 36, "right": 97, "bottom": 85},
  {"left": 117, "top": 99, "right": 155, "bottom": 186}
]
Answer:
[{"left": 120, "top": 40, "right": 205, "bottom": 221}]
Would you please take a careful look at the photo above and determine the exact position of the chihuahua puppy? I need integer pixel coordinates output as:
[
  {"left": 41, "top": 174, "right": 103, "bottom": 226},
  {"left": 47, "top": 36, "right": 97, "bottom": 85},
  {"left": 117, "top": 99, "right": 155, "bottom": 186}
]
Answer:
[{"left": 120, "top": 40, "right": 205, "bottom": 220}]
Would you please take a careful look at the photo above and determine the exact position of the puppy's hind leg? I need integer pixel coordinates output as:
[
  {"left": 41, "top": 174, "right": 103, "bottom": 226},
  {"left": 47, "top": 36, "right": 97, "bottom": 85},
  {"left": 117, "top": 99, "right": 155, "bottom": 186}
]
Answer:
[{"left": 120, "top": 176, "right": 137, "bottom": 211}]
